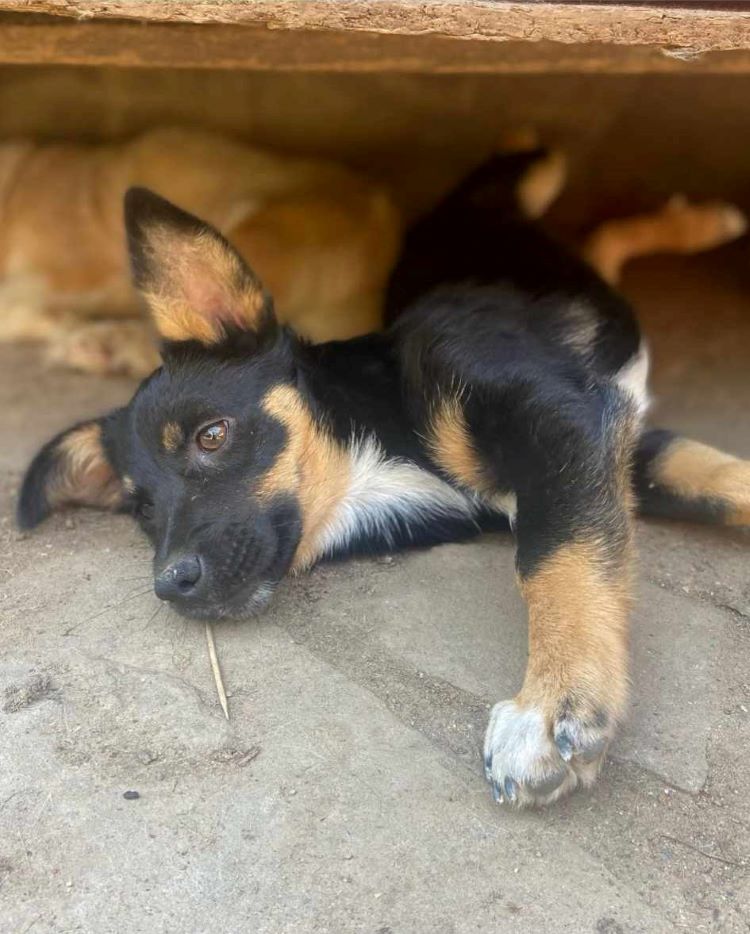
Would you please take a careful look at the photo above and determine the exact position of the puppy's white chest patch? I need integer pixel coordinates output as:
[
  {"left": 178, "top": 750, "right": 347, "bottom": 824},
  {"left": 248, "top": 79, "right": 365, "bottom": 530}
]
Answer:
[{"left": 314, "top": 436, "right": 482, "bottom": 559}]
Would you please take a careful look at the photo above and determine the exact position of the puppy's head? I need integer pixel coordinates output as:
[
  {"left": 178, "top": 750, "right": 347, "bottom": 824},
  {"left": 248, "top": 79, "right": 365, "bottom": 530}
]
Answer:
[{"left": 18, "top": 188, "right": 322, "bottom": 618}]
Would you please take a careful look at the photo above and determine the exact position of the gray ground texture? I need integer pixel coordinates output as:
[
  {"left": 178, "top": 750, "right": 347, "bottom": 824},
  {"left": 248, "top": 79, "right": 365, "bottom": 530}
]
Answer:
[{"left": 0, "top": 252, "right": 748, "bottom": 932}]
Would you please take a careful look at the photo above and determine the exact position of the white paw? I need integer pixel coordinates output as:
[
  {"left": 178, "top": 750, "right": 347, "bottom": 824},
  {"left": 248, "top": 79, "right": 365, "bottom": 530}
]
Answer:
[
  {"left": 483, "top": 699, "right": 611, "bottom": 808},
  {"left": 665, "top": 196, "right": 747, "bottom": 247}
]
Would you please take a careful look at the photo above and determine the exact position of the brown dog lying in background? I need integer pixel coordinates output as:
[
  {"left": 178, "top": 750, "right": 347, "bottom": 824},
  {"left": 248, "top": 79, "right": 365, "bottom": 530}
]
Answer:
[
  {"left": 0, "top": 126, "right": 744, "bottom": 379},
  {"left": 0, "top": 127, "right": 400, "bottom": 376}
]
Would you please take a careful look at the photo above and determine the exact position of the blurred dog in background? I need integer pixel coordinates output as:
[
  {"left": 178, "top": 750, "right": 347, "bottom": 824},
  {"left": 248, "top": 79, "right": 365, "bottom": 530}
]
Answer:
[
  {"left": 0, "top": 127, "right": 400, "bottom": 376},
  {"left": 0, "top": 126, "right": 744, "bottom": 383}
]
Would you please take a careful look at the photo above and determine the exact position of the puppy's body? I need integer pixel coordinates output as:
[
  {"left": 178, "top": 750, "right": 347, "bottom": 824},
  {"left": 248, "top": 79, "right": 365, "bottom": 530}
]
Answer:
[
  {"left": 19, "top": 149, "right": 750, "bottom": 808},
  {"left": 0, "top": 127, "right": 400, "bottom": 374}
]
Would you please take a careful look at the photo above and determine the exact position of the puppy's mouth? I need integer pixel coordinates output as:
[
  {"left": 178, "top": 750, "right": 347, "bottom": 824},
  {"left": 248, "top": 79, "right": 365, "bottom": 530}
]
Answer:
[
  {"left": 166, "top": 580, "right": 278, "bottom": 621},
  {"left": 153, "top": 511, "right": 300, "bottom": 621}
]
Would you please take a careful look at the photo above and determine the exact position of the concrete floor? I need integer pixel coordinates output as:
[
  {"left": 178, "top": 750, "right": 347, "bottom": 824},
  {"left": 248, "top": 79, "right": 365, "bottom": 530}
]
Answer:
[{"left": 0, "top": 250, "right": 748, "bottom": 933}]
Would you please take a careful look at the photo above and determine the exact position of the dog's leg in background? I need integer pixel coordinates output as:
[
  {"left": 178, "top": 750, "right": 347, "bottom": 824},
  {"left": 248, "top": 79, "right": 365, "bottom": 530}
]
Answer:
[
  {"left": 45, "top": 319, "right": 160, "bottom": 378},
  {"left": 0, "top": 275, "right": 61, "bottom": 343},
  {"left": 634, "top": 429, "right": 750, "bottom": 526},
  {"left": 583, "top": 196, "right": 747, "bottom": 285},
  {"left": 0, "top": 264, "right": 159, "bottom": 377},
  {"left": 514, "top": 148, "right": 567, "bottom": 220}
]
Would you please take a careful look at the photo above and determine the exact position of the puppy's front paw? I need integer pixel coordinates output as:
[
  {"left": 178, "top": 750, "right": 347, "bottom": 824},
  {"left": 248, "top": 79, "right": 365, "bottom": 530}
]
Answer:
[{"left": 483, "top": 699, "right": 614, "bottom": 808}]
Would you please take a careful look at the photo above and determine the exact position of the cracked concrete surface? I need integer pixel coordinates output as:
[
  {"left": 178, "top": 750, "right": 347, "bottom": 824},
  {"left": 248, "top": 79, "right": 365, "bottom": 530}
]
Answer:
[{"left": 0, "top": 250, "right": 748, "bottom": 932}]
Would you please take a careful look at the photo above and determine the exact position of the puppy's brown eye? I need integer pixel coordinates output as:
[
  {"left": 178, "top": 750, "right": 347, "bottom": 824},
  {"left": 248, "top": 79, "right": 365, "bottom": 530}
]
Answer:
[{"left": 196, "top": 420, "right": 229, "bottom": 453}]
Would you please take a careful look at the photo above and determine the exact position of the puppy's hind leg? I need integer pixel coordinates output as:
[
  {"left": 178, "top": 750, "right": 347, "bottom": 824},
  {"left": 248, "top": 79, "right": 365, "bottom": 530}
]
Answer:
[
  {"left": 583, "top": 196, "right": 747, "bottom": 285},
  {"left": 634, "top": 429, "right": 750, "bottom": 527}
]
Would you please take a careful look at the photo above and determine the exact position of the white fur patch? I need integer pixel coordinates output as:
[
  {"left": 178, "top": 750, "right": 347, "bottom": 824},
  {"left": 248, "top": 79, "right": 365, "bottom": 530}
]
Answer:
[
  {"left": 484, "top": 699, "right": 576, "bottom": 806},
  {"left": 614, "top": 341, "right": 650, "bottom": 417},
  {"left": 313, "top": 436, "right": 483, "bottom": 560},
  {"left": 485, "top": 702, "right": 549, "bottom": 775}
]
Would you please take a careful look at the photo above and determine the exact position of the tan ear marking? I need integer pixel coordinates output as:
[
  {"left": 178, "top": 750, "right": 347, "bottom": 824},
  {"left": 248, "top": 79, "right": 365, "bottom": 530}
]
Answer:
[
  {"left": 125, "top": 186, "right": 272, "bottom": 345},
  {"left": 50, "top": 423, "right": 122, "bottom": 510},
  {"left": 141, "top": 226, "right": 267, "bottom": 344}
]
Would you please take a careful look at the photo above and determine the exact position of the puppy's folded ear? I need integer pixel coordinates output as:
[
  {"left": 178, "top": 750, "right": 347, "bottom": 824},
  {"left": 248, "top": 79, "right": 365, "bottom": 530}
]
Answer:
[
  {"left": 18, "top": 415, "right": 124, "bottom": 530},
  {"left": 124, "top": 187, "right": 275, "bottom": 345}
]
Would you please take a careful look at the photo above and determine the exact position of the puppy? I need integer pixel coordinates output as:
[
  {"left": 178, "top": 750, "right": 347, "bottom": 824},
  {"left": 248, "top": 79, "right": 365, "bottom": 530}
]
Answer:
[
  {"left": 0, "top": 127, "right": 400, "bottom": 375},
  {"left": 18, "top": 149, "right": 749, "bottom": 808}
]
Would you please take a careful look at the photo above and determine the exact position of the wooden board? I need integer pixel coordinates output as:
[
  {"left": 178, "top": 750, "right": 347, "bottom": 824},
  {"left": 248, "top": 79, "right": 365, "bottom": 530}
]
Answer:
[
  {"left": 0, "top": 12, "right": 749, "bottom": 73},
  {"left": 2, "top": 2, "right": 750, "bottom": 53}
]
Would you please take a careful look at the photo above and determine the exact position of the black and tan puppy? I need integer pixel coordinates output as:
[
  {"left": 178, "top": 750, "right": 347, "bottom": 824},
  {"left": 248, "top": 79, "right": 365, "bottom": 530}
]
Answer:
[{"left": 18, "top": 151, "right": 750, "bottom": 808}]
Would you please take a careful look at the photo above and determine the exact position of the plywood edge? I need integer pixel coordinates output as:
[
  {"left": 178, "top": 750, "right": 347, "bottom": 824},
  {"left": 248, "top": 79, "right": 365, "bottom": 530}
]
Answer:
[
  {"left": 1, "top": 15, "right": 750, "bottom": 73},
  {"left": 2, "top": 2, "right": 750, "bottom": 53}
]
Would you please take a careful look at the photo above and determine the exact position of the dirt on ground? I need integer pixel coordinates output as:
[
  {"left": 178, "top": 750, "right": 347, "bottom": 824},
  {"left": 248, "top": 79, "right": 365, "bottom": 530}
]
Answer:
[{"left": 0, "top": 250, "right": 748, "bottom": 932}]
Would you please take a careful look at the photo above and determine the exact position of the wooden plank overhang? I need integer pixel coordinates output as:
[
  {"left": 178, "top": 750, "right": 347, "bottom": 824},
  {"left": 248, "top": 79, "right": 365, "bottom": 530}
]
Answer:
[{"left": 0, "top": 2, "right": 748, "bottom": 73}]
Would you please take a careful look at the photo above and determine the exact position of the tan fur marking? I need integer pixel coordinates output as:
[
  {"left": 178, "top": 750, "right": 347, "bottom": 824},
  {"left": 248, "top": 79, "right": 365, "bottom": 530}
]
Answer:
[
  {"left": 517, "top": 150, "right": 567, "bottom": 220},
  {"left": 427, "top": 397, "right": 490, "bottom": 493},
  {"left": 654, "top": 439, "right": 750, "bottom": 526},
  {"left": 257, "top": 384, "right": 351, "bottom": 570},
  {"left": 50, "top": 423, "right": 122, "bottom": 510},
  {"left": 517, "top": 541, "right": 632, "bottom": 721},
  {"left": 161, "top": 421, "right": 184, "bottom": 454},
  {"left": 143, "top": 225, "right": 266, "bottom": 344},
  {"left": 583, "top": 197, "right": 747, "bottom": 285}
]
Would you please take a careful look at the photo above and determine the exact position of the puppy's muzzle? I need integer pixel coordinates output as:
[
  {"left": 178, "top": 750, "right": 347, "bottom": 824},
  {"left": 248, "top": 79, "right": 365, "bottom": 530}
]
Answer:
[{"left": 154, "top": 554, "right": 204, "bottom": 604}]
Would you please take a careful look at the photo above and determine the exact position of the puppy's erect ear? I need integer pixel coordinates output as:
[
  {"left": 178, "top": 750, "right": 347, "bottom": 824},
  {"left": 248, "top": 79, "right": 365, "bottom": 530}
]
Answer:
[
  {"left": 18, "top": 415, "right": 124, "bottom": 530},
  {"left": 124, "top": 187, "right": 275, "bottom": 345}
]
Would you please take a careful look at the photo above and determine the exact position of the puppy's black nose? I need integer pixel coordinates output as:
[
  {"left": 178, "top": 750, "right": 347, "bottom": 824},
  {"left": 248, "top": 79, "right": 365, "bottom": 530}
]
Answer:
[{"left": 154, "top": 555, "right": 203, "bottom": 602}]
